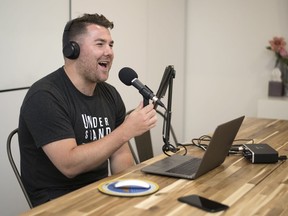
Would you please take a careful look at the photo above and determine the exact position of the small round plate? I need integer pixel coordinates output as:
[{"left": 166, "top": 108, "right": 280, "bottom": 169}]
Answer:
[{"left": 98, "top": 178, "right": 159, "bottom": 197}]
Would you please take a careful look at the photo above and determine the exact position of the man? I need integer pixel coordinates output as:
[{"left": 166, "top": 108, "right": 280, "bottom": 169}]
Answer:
[{"left": 18, "top": 13, "right": 157, "bottom": 207}]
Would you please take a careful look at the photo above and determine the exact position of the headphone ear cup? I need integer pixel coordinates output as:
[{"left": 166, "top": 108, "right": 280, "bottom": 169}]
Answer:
[{"left": 62, "top": 41, "right": 80, "bottom": 59}]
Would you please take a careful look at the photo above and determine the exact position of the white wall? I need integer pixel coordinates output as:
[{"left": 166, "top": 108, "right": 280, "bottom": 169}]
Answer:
[
  {"left": 0, "top": 0, "right": 69, "bottom": 215},
  {"left": 0, "top": 0, "right": 68, "bottom": 91},
  {"left": 0, "top": 90, "right": 29, "bottom": 215},
  {"left": 184, "top": 0, "right": 288, "bottom": 140}
]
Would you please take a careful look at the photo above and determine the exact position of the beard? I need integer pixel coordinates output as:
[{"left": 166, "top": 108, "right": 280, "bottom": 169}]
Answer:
[{"left": 77, "top": 58, "right": 111, "bottom": 83}]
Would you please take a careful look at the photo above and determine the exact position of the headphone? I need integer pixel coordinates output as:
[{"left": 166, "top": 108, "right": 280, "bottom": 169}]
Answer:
[{"left": 62, "top": 20, "right": 80, "bottom": 59}]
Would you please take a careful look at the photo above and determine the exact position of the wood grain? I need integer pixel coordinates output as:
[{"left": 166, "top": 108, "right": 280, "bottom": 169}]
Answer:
[{"left": 21, "top": 117, "right": 288, "bottom": 216}]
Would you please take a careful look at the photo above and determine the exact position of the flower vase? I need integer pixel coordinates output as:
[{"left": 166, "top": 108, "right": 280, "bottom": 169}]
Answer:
[{"left": 278, "top": 62, "right": 288, "bottom": 96}]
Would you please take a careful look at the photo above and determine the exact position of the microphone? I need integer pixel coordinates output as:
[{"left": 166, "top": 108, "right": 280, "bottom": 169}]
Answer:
[{"left": 118, "top": 67, "right": 165, "bottom": 108}]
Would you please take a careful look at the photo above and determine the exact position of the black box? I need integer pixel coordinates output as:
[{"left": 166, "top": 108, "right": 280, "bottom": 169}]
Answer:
[
  {"left": 242, "top": 144, "right": 278, "bottom": 163},
  {"left": 268, "top": 81, "right": 283, "bottom": 96}
]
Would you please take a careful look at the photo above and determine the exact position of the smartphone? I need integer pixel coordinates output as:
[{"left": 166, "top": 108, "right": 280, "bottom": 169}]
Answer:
[{"left": 178, "top": 194, "right": 229, "bottom": 212}]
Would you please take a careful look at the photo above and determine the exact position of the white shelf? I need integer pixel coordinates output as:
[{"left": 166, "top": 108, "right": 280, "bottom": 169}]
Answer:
[{"left": 257, "top": 97, "right": 288, "bottom": 120}]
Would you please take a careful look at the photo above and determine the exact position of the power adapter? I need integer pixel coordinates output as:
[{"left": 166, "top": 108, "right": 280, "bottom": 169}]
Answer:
[{"left": 242, "top": 144, "right": 278, "bottom": 163}]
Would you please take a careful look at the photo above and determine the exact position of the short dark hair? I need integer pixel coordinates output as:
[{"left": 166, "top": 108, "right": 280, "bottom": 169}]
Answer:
[{"left": 62, "top": 13, "right": 114, "bottom": 48}]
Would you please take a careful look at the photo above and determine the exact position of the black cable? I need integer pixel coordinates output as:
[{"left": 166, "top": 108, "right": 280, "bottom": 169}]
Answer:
[
  {"left": 162, "top": 143, "right": 188, "bottom": 156},
  {"left": 180, "top": 135, "right": 255, "bottom": 155},
  {"left": 177, "top": 143, "right": 188, "bottom": 155},
  {"left": 278, "top": 155, "right": 287, "bottom": 161}
]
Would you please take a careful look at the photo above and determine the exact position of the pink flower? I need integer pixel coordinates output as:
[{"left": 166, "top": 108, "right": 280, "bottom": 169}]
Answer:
[
  {"left": 279, "top": 47, "right": 288, "bottom": 58},
  {"left": 267, "top": 36, "right": 288, "bottom": 68},
  {"left": 269, "top": 37, "right": 286, "bottom": 53}
]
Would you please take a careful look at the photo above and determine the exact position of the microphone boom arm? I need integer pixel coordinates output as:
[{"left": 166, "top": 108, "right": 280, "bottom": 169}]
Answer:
[{"left": 162, "top": 67, "right": 177, "bottom": 154}]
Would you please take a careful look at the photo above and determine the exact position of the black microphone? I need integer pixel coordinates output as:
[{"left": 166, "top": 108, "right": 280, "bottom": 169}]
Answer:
[{"left": 118, "top": 67, "right": 165, "bottom": 108}]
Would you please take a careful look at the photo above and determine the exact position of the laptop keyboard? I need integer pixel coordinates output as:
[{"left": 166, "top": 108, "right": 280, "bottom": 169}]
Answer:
[{"left": 167, "top": 158, "right": 202, "bottom": 175}]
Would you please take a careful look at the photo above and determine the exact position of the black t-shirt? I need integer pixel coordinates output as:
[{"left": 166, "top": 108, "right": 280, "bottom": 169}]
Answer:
[{"left": 18, "top": 67, "right": 126, "bottom": 206}]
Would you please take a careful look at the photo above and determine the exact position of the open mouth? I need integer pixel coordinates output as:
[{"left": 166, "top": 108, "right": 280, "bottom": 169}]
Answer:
[{"left": 98, "top": 61, "right": 108, "bottom": 69}]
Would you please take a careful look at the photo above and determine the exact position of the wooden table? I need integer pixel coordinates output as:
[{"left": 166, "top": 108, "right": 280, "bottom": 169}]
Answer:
[{"left": 21, "top": 117, "right": 288, "bottom": 216}]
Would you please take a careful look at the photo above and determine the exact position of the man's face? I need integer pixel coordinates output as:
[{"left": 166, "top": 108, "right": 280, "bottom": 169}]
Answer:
[{"left": 76, "top": 24, "right": 114, "bottom": 83}]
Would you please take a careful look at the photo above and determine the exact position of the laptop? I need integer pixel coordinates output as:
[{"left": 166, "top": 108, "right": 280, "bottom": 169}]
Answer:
[{"left": 141, "top": 116, "right": 245, "bottom": 179}]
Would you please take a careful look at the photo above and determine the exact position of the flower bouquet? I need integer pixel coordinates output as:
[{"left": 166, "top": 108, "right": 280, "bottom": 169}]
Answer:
[{"left": 267, "top": 37, "right": 288, "bottom": 96}]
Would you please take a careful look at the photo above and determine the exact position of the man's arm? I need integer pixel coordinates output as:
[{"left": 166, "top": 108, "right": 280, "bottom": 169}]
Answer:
[
  {"left": 109, "top": 142, "right": 134, "bottom": 174},
  {"left": 42, "top": 103, "right": 156, "bottom": 178}
]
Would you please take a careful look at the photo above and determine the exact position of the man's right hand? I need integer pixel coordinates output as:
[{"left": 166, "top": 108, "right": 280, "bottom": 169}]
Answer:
[{"left": 124, "top": 102, "right": 157, "bottom": 139}]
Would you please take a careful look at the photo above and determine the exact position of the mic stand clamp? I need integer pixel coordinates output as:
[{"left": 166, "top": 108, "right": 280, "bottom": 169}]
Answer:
[
  {"left": 162, "top": 143, "right": 179, "bottom": 154},
  {"left": 143, "top": 97, "right": 149, "bottom": 107}
]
